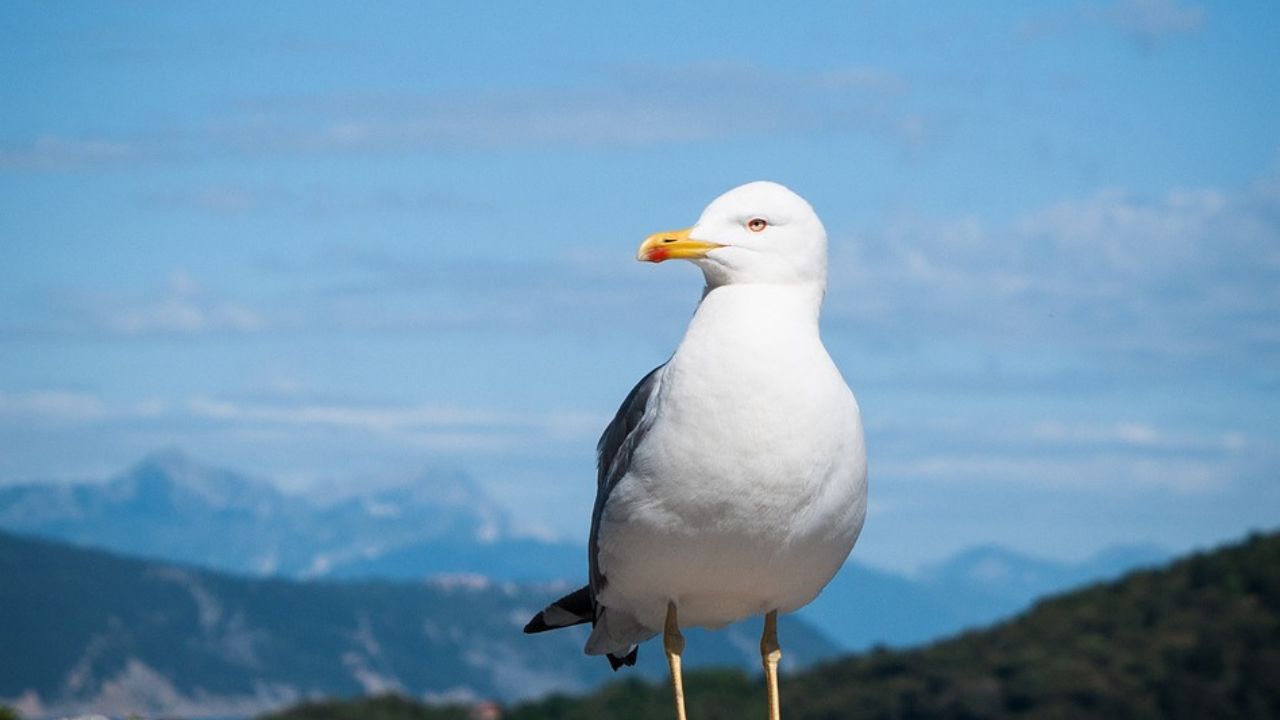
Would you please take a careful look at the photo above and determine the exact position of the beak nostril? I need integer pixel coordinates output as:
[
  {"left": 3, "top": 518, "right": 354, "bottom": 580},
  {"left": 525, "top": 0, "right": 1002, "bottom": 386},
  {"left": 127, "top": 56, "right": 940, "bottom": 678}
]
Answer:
[{"left": 662, "top": 237, "right": 677, "bottom": 244}]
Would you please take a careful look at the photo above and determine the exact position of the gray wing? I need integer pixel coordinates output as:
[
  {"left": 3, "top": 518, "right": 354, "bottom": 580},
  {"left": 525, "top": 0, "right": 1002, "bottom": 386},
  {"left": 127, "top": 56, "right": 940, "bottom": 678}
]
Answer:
[{"left": 587, "top": 363, "right": 665, "bottom": 605}]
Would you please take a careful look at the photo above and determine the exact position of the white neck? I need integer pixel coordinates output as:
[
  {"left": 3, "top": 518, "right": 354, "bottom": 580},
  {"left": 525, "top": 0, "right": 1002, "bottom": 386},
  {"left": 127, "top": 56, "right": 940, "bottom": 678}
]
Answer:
[{"left": 687, "top": 282, "right": 826, "bottom": 344}]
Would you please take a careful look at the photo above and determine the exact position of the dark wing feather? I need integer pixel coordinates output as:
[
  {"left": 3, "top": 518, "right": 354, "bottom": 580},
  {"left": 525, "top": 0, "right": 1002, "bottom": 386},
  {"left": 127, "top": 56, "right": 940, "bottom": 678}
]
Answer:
[
  {"left": 522, "top": 585, "right": 592, "bottom": 633},
  {"left": 588, "top": 364, "right": 665, "bottom": 602},
  {"left": 522, "top": 364, "right": 664, "bottom": 671}
]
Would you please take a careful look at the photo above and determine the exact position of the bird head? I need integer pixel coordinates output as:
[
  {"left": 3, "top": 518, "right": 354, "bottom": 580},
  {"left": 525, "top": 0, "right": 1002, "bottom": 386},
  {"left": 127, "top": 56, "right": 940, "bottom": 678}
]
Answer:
[{"left": 637, "top": 181, "right": 828, "bottom": 288}]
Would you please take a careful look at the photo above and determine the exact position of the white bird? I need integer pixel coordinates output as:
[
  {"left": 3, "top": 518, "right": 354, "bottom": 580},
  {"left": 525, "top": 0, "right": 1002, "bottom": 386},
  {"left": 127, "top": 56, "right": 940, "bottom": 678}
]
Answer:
[{"left": 525, "top": 181, "right": 868, "bottom": 720}]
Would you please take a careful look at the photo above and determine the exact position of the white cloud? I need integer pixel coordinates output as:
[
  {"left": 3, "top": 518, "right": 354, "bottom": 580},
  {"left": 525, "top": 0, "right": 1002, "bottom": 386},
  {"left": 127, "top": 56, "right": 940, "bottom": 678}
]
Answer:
[
  {"left": 147, "top": 186, "right": 275, "bottom": 215},
  {"left": 3, "top": 62, "right": 922, "bottom": 174},
  {"left": 876, "top": 452, "right": 1233, "bottom": 495},
  {"left": 1103, "top": 0, "right": 1206, "bottom": 45},
  {"left": 866, "top": 412, "right": 1255, "bottom": 499},
  {"left": 827, "top": 174, "right": 1280, "bottom": 375},
  {"left": 184, "top": 395, "right": 603, "bottom": 454},
  {"left": 0, "top": 390, "right": 168, "bottom": 424},
  {"left": 0, "top": 134, "right": 137, "bottom": 170},
  {"left": 891, "top": 413, "right": 1249, "bottom": 457},
  {"left": 1024, "top": 420, "right": 1247, "bottom": 455},
  {"left": 105, "top": 271, "right": 266, "bottom": 336},
  {"left": 222, "top": 61, "right": 918, "bottom": 151},
  {"left": 1021, "top": 0, "right": 1207, "bottom": 47},
  {"left": 0, "top": 390, "right": 107, "bottom": 423},
  {"left": 143, "top": 184, "right": 474, "bottom": 217},
  {"left": 0, "top": 384, "right": 602, "bottom": 462},
  {"left": 186, "top": 396, "right": 516, "bottom": 432},
  {"left": 13, "top": 270, "right": 270, "bottom": 339},
  {"left": 1129, "top": 457, "right": 1228, "bottom": 493}
]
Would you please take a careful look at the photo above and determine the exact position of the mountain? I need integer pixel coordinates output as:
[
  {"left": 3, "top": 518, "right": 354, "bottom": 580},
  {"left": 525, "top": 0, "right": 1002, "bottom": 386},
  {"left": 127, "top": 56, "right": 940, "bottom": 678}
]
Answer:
[
  {"left": 0, "top": 449, "right": 555, "bottom": 580},
  {"left": 923, "top": 542, "right": 1170, "bottom": 604},
  {"left": 0, "top": 450, "right": 1171, "bottom": 653},
  {"left": 804, "top": 543, "right": 1169, "bottom": 650},
  {"left": 0, "top": 448, "right": 301, "bottom": 575},
  {"left": 0, "top": 530, "right": 838, "bottom": 719},
  {"left": 260, "top": 529, "right": 1280, "bottom": 720}
]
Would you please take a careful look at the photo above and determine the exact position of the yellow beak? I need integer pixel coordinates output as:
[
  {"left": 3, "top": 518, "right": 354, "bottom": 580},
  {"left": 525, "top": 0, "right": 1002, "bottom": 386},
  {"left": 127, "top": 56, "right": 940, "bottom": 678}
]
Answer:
[{"left": 636, "top": 227, "right": 723, "bottom": 263}]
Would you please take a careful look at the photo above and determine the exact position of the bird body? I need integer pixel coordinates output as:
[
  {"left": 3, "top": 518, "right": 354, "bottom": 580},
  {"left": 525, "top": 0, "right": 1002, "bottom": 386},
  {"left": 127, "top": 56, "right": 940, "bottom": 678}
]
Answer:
[
  {"left": 593, "top": 282, "right": 866, "bottom": 642},
  {"left": 526, "top": 180, "right": 867, "bottom": 718}
]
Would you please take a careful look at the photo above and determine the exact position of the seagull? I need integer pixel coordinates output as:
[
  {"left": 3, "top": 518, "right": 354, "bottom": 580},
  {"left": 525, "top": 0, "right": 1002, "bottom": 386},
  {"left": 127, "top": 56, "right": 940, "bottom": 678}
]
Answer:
[{"left": 525, "top": 181, "right": 867, "bottom": 720}]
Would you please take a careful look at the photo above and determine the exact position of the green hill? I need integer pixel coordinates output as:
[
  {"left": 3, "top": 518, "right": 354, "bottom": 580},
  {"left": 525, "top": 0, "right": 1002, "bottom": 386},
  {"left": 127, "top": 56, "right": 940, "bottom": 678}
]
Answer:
[{"left": 260, "top": 529, "right": 1280, "bottom": 720}]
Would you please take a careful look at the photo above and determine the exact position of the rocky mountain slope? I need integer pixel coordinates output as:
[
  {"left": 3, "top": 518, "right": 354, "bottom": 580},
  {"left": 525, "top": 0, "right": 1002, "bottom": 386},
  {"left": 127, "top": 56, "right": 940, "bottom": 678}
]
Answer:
[{"left": 0, "top": 530, "right": 836, "bottom": 719}]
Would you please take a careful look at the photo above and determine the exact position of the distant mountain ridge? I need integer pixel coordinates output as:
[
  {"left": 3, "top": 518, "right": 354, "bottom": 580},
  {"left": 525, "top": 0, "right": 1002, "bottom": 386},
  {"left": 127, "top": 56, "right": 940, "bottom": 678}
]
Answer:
[
  {"left": 0, "top": 530, "right": 838, "bottom": 719},
  {"left": 802, "top": 542, "right": 1168, "bottom": 651},
  {"left": 0, "top": 449, "right": 542, "bottom": 579},
  {"left": 0, "top": 450, "right": 1171, "bottom": 651}
]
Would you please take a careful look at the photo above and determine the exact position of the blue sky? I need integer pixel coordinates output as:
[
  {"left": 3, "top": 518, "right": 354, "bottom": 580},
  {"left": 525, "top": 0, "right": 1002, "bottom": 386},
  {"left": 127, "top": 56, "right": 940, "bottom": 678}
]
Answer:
[{"left": 1, "top": 0, "right": 1277, "bottom": 572}]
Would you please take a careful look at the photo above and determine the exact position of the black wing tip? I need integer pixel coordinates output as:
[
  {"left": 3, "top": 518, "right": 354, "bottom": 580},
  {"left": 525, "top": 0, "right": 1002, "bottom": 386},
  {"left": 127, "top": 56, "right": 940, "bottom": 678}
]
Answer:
[
  {"left": 607, "top": 647, "right": 638, "bottom": 671},
  {"left": 523, "top": 613, "right": 550, "bottom": 634},
  {"left": 524, "top": 585, "right": 594, "bottom": 635}
]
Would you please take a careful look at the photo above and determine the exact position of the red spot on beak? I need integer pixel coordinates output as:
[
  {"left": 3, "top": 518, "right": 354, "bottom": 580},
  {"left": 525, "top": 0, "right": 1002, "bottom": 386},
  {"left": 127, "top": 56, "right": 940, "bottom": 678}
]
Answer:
[{"left": 648, "top": 247, "right": 670, "bottom": 263}]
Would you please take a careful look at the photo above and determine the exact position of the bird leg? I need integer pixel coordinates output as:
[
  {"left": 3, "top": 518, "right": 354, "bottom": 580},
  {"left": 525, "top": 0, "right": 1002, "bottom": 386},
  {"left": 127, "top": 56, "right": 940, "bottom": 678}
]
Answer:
[
  {"left": 664, "top": 601, "right": 688, "bottom": 720},
  {"left": 761, "top": 609, "right": 782, "bottom": 720}
]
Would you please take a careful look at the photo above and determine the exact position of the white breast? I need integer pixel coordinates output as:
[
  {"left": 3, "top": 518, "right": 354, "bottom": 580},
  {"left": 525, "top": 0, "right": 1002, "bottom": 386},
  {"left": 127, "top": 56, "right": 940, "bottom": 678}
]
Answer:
[{"left": 596, "top": 284, "right": 868, "bottom": 630}]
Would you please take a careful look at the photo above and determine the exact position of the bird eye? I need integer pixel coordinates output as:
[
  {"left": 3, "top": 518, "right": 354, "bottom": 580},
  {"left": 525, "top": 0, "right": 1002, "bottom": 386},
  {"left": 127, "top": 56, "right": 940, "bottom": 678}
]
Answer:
[{"left": 747, "top": 217, "right": 768, "bottom": 232}]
